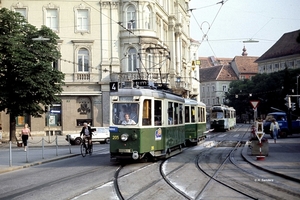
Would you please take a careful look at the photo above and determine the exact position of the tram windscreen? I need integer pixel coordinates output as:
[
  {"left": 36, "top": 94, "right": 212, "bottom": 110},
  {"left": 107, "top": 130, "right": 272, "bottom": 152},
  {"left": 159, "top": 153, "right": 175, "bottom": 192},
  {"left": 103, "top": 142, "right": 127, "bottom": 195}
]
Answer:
[
  {"left": 211, "top": 111, "right": 224, "bottom": 119},
  {"left": 112, "top": 103, "right": 139, "bottom": 125}
]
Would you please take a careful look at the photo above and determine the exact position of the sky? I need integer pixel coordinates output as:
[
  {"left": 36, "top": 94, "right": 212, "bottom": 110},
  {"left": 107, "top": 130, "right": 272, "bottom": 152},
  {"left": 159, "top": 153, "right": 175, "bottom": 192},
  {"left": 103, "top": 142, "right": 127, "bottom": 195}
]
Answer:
[{"left": 189, "top": 0, "right": 300, "bottom": 58}]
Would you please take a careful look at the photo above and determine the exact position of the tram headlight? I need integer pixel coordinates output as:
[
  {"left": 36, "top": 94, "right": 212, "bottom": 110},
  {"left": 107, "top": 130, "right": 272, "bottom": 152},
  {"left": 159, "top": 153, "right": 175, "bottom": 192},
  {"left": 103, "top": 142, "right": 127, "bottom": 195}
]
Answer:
[
  {"left": 132, "top": 132, "right": 138, "bottom": 140},
  {"left": 121, "top": 133, "right": 129, "bottom": 141}
]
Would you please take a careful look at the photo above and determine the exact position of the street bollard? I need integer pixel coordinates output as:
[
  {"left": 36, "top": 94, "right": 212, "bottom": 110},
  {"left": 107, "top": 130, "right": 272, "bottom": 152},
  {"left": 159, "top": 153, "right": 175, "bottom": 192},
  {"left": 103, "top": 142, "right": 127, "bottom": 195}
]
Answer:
[
  {"left": 42, "top": 138, "right": 44, "bottom": 159},
  {"left": 56, "top": 135, "right": 58, "bottom": 156},
  {"left": 26, "top": 143, "right": 29, "bottom": 163},
  {"left": 68, "top": 136, "right": 71, "bottom": 154},
  {"left": 9, "top": 141, "right": 12, "bottom": 167}
]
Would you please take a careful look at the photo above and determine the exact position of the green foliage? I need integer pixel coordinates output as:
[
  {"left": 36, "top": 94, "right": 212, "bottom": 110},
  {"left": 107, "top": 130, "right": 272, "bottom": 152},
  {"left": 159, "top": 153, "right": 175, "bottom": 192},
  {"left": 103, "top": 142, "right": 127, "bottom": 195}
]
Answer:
[
  {"left": 0, "top": 8, "right": 65, "bottom": 118},
  {"left": 225, "top": 67, "right": 300, "bottom": 118}
]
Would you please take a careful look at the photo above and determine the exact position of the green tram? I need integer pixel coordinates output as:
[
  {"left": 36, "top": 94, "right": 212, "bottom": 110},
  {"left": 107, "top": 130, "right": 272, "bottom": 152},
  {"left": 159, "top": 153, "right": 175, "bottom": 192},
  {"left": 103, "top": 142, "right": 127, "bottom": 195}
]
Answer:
[
  {"left": 109, "top": 80, "right": 206, "bottom": 161},
  {"left": 184, "top": 99, "right": 207, "bottom": 145}
]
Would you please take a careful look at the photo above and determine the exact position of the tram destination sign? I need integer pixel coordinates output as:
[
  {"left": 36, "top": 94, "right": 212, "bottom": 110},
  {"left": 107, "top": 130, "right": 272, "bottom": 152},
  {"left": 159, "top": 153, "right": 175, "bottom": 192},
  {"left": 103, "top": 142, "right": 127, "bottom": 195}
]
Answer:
[{"left": 133, "top": 80, "right": 154, "bottom": 87}]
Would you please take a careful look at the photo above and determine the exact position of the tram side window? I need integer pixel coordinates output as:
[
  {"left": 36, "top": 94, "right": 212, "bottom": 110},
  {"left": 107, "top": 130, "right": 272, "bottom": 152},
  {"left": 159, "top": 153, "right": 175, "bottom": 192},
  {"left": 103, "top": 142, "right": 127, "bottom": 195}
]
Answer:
[
  {"left": 198, "top": 107, "right": 201, "bottom": 122},
  {"left": 179, "top": 104, "right": 183, "bottom": 124},
  {"left": 174, "top": 103, "right": 179, "bottom": 125},
  {"left": 226, "top": 110, "right": 230, "bottom": 118},
  {"left": 185, "top": 106, "right": 190, "bottom": 123},
  {"left": 191, "top": 106, "right": 196, "bottom": 122},
  {"left": 142, "top": 99, "right": 151, "bottom": 125},
  {"left": 154, "top": 100, "right": 162, "bottom": 126},
  {"left": 201, "top": 107, "right": 205, "bottom": 122},
  {"left": 168, "top": 102, "right": 173, "bottom": 125}
]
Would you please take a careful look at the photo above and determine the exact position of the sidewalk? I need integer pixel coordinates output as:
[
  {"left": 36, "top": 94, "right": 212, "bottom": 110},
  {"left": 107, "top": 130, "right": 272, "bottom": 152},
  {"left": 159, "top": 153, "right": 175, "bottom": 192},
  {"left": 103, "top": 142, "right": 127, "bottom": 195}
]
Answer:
[
  {"left": 0, "top": 136, "right": 79, "bottom": 174},
  {"left": 242, "top": 134, "right": 300, "bottom": 183}
]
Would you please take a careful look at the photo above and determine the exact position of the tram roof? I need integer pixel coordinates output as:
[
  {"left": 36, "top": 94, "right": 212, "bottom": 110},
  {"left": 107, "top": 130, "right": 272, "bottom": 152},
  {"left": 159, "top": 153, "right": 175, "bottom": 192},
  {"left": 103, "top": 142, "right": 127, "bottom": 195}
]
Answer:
[
  {"left": 111, "top": 88, "right": 185, "bottom": 102},
  {"left": 184, "top": 98, "right": 206, "bottom": 107},
  {"left": 210, "top": 104, "right": 235, "bottom": 111}
]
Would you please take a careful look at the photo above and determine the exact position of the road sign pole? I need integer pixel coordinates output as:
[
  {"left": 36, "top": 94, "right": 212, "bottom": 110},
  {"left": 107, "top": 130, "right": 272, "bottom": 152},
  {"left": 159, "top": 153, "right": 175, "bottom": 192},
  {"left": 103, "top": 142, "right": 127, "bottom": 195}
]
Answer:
[{"left": 255, "top": 122, "right": 265, "bottom": 161}]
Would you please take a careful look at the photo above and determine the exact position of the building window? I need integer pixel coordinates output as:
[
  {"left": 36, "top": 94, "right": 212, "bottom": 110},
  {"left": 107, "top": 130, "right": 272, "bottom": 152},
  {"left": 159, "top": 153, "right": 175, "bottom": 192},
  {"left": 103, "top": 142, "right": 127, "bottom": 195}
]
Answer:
[
  {"left": 144, "top": 6, "right": 151, "bottom": 29},
  {"left": 52, "top": 60, "right": 59, "bottom": 70},
  {"left": 289, "top": 61, "right": 295, "bottom": 68},
  {"left": 45, "top": 104, "right": 62, "bottom": 126},
  {"left": 14, "top": 8, "right": 27, "bottom": 19},
  {"left": 46, "top": 9, "right": 58, "bottom": 31},
  {"left": 274, "top": 63, "right": 279, "bottom": 71},
  {"left": 74, "top": 5, "right": 90, "bottom": 33},
  {"left": 78, "top": 48, "right": 89, "bottom": 72},
  {"left": 222, "top": 85, "right": 227, "bottom": 92},
  {"left": 16, "top": 115, "right": 29, "bottom": 127},
  {"left": 127, "top": 6, "right": 136, "bottom": 29},
  {"left": 77, "top": 9, "right": 88, "bottom": 31},
  {"left": 128, "top": 48, "right": 137, "bottom": 72},
  {"left": 146, "top": 48, "right": 153, "bottom": 72}
]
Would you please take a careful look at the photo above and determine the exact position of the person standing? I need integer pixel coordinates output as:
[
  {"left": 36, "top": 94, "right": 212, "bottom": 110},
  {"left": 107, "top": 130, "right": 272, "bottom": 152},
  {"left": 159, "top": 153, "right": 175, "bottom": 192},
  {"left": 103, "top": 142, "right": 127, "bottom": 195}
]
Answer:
[
  {"left": 21, "top": 123, "right": 32, "bottom": 151},
  {"left": 270, "top": 119, "right": 280, "bottom": 143}
]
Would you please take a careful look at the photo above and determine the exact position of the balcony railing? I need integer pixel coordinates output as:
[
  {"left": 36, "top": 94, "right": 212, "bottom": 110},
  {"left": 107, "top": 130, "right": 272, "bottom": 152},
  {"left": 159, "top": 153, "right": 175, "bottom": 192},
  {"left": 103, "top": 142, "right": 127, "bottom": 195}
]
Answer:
[{"left": 75, "top": 73, "right": 90, "bottom": 81}]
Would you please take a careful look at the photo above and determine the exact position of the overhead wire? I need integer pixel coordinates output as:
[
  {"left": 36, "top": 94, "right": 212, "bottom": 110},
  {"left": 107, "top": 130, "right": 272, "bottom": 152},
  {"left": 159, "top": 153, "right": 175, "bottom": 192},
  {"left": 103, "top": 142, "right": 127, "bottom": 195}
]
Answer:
[{"left": 190, "top": 0, "right": 229, "bottom": 57}]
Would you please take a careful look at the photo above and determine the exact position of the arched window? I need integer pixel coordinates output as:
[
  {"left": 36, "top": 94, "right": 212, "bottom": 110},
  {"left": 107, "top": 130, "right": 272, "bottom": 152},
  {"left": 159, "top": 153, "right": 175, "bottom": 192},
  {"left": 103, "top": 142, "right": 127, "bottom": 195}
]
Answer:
[
  {"left": 127, "top": 5, "right": 136, "bottom": 29},
  {"left": 144, "top": 6, "right": 151, "bottom": 29},
  {"left": 78, "top": 48, "right": 89, "bottom": 72},
  {"left": 128, "top": 48, "right": 137, "bottom": 72}
]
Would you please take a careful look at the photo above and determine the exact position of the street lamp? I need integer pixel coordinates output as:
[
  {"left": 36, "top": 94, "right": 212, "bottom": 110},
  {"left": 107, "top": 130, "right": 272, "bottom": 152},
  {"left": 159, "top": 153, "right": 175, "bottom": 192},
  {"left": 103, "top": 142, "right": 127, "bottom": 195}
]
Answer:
[{"left": 243, "top": 39, "right": 259, "bottom": 43}]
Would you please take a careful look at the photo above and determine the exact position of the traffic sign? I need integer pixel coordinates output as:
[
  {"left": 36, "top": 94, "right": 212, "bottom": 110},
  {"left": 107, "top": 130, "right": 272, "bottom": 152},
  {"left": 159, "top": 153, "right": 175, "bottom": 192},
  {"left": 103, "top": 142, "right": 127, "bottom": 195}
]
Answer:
[{"left": 250, "top": 100, "right": 260, "bottom": 109}]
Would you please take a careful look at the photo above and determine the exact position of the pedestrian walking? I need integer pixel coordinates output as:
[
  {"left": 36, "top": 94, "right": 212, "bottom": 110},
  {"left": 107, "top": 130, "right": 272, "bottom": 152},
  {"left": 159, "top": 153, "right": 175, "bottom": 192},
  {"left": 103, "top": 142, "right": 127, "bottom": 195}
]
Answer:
[
  {"left": 21, "top": 123, "right": 32, "bottom": 151},
  {"left": 270, "top": 119, "right": 280, "bottom": 143}
]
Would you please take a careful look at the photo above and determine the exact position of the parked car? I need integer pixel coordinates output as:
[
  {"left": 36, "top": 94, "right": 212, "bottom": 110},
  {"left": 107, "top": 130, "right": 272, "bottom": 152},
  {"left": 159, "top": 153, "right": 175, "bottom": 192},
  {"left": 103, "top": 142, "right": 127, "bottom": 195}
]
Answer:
[{"left": 65, "top": 127, "right": 110, "bottom": 145}]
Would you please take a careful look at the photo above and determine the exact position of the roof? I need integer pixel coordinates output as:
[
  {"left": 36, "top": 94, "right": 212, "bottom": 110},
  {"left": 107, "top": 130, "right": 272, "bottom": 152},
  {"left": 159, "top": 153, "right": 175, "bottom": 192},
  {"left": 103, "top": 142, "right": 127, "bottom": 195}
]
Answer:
[
  {"left": 256, "top": 29, "right": 300, "bottom": 62},
  {"left": 200, "top": 65, "right": 238, "bottom": 82},
  {"left": 199, "top": 56, "right": 232, "bottom": 68},
  {"left": 232, "top": 56, "right": 259, "bottom": 73}
]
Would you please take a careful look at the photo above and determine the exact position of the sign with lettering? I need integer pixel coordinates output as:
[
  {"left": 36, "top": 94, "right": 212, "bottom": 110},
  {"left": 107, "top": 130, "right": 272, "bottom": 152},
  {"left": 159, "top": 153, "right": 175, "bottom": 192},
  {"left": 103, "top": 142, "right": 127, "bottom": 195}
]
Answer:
[{"left": 110, "top": 82, "right": 118, "bottom": 92}]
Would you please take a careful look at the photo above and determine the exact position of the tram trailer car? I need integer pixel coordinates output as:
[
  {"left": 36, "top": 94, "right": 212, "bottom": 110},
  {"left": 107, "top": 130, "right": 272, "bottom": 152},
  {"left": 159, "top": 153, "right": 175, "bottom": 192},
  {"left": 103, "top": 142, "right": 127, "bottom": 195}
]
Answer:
[
  {"left": 210, "top": 105, "right": 236, "bottom": 131},
  {"left": 109, "top": 80, "right": 188, "bottom": 161},
  {"left": 184, "top": 99, "right": 207, "bottom": 145}
]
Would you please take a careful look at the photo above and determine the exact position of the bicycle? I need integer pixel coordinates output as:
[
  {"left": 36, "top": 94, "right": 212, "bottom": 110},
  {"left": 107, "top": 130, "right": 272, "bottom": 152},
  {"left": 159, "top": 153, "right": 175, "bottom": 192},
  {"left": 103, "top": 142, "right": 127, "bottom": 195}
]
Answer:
[{"left": 80, "top": 136, "right": 93, "bottom": 157}]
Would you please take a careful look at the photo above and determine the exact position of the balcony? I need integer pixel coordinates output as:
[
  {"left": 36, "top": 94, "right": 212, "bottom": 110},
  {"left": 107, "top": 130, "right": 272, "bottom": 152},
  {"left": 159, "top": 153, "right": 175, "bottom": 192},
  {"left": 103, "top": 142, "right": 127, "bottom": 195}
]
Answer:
[{"left": 75, "top": 73, "right": 90, "bottom": 81}]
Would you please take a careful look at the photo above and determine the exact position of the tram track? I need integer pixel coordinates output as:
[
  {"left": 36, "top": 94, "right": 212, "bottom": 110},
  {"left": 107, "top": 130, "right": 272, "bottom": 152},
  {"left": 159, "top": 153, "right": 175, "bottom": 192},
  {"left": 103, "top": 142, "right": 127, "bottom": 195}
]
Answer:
[
  {"left": 195, "top": 141, "right": 258, "bottom": 200},
  {"left": 111, "top": 125, "right": 252, "bottom": 200},
  {"left": 109, "top": 124, "right": 300, "bottom": 200}
]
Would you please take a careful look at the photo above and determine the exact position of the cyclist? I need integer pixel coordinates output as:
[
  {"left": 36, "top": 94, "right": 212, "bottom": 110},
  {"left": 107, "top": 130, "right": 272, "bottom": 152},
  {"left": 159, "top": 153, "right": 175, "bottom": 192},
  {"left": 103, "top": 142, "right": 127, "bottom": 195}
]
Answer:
[{"left": 80, "top": 122, "right": 93, "bottom": 153}]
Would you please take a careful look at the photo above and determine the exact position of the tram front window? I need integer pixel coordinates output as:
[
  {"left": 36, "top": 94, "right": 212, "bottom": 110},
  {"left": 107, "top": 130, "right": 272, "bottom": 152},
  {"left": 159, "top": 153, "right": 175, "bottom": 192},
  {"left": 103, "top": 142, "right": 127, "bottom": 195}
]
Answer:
[
  {"left": 211, "top": 111, "right": 224, "bottom": 119},
  {"left": 112, "top": 103, "right": 139, "bottom": 125}
]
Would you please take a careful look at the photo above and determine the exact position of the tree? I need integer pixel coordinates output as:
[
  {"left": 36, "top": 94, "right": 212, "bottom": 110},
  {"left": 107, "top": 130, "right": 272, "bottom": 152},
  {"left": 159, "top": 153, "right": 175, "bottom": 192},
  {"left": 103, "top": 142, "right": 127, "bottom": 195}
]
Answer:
[
  {"left": 0, "top": 8, "right": 64, "bottom": 141},
  {"left": 225, "top": 68, "right": 300, "bottom": 120}
]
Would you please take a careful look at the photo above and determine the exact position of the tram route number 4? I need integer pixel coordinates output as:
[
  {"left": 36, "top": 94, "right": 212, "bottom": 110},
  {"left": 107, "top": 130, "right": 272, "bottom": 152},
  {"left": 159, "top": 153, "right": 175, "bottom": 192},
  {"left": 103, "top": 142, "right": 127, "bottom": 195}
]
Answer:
[{"left": 110, "top": 82, "right": 118, "bottom": 92}]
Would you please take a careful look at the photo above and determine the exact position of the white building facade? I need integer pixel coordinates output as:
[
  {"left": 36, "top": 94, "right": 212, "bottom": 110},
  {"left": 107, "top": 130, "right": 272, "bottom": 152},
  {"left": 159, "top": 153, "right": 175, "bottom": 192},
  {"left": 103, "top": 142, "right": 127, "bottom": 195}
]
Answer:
[{"left": 0, "top": 0, "right": 198, "bottom": 138}]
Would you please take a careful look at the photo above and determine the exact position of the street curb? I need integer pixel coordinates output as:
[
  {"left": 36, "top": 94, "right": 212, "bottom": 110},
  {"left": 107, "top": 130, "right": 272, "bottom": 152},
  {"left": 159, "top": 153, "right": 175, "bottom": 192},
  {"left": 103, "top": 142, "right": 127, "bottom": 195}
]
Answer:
[
  {"left": 0, "top": 153, "right": 79, "bottom": 174},
  {"left": 241, "top": 145, "right": 300, "bottom": 183}
]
